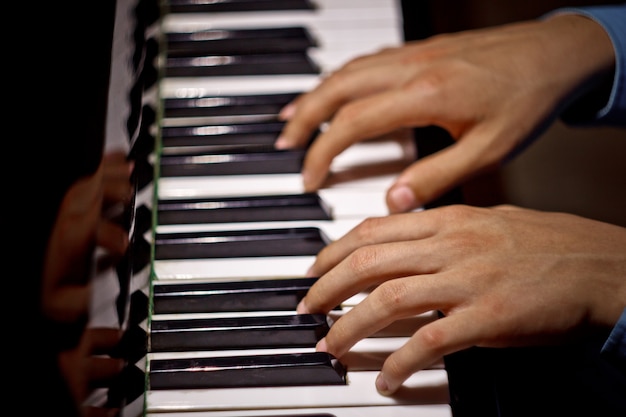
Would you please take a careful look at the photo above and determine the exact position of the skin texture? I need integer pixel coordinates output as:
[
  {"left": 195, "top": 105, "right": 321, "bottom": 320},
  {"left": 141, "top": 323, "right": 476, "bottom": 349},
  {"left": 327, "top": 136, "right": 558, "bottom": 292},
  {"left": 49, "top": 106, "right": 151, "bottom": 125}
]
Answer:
[
  {"left": 275, "top": 14, "right": 616, "bottom": 213},
  {"left": 276, "top": 14, "right": 625, "bottom": 395},
  {"left": 297, "top": 205, "right": 626, "bottom": 395}
]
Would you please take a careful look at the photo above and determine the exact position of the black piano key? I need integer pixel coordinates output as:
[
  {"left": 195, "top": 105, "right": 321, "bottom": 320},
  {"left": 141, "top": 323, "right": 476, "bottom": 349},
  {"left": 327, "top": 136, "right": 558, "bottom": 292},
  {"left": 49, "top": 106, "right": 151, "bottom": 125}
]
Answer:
[
  {"left": 167, "top": 27, "right": 317, "bottom": 57},
  {"left": 154, "top": 226, "right": 329, "bottom": 259},
  {"left": 163, "top": 92, "right": 299, "bottom": 118},
  {"left": 158, "top": 145, "right": 306, "bottom": 177},
  {"left": 106, "top": 362, "right": 146, "bottom": 409},
  {"left": 149, "top": 352, "right": 346, "bottom": 389},
  {"left": 166, "top": 0, "right": 317, "bottom": 14},
  {"left": 157, "top": 193, "right": 332, "bottom": 225},
  {"left": 153, "top": 277, "right": 319, "bottom": 314},
  {"left": 165, "top": 52, "right": 319, "bottom": 77},
  {"left": 161, "top": 120, "right": 286, "bottom": 149},
  {"left": 110, "top": 322, "right": 148, "bottom": 365},
  {"left": 150, "top": 314, "right": 330, "bottom": 351}
]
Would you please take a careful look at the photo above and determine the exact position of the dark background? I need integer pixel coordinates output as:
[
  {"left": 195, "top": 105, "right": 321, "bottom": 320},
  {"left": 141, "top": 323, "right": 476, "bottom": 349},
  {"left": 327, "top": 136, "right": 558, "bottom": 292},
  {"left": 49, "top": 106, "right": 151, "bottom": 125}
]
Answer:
[{"left": 403, "top": 0, "right": 626, "bottom": 228}]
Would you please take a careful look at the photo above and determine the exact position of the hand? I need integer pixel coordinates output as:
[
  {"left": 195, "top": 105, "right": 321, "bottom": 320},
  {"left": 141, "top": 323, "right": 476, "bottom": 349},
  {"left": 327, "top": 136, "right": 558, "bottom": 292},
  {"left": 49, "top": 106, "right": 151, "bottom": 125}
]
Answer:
[
  {"left": 296, "top": 205, "right": 626, "bottom": 395},
  {"left": 276, "top": 14, "right": 615, "bottom": 213},
  {"left": 41, "top": 151, "right": 133, "bottom": 415},
  {"left": 42, "top": 152, "right": 133, "bottom": 322},
  {"left": 58, "top": 327, "right": 124, "bottom": 417}
]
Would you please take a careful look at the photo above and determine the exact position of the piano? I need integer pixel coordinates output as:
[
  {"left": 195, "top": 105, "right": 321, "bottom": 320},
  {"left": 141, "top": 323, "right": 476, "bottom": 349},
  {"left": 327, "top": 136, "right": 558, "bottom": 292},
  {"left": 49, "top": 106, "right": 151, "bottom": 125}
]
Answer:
[
  {"left": 77, "top": 0, "right": 463, "bottom": 416},
  {"left": 31, "top": 0, "right": 626, "bottom": 416}
]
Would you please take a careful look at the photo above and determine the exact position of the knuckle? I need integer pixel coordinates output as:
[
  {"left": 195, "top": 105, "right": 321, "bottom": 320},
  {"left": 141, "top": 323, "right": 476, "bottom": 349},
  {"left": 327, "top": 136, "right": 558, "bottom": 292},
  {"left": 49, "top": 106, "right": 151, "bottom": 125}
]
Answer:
[
  {"left": 436, "top": 204, "right": 476, "bottom": 223},
  {"left": 353, "top": 216, "right": 385, "bottom": 243},
  {"left": 347, "top": 246, "right": 381, "bottom": 278},
  {"left": 323, "top": 71, "right": 350, "bottom": 97},
  {"left": 370, "top": 280, "right": 412, "bottom": 315},
  {"left": 333, "top": 101, "right": 364, "bottom": 125},
  {"left": 383, "top": 353, "right": 406, "bottom": 379},
  {"left": 418, "top": 324, "right": 448, "bottom": 352},
  {"left": 406, "top": 67, "right": 449, "bottom": 95}
]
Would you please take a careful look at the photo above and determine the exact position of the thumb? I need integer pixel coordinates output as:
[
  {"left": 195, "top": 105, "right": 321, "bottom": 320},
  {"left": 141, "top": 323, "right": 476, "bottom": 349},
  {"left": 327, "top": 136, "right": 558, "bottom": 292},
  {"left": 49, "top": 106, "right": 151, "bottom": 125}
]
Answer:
[{"left": 385, "top": 136, "right": 498, "bottom": 213}]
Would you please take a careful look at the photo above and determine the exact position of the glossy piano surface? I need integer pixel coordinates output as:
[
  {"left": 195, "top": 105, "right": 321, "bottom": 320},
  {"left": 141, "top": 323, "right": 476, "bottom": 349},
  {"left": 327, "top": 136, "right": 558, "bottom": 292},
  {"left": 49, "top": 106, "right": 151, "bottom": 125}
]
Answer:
[
  {"left": 82, "top": 1, "right": 455, "bottom": 416},
  {"left": 50, "top": 0, "right": 626, "bottom": 416},
  {"left": 139, "top": 0, "right": 454, "bottom": 416}
]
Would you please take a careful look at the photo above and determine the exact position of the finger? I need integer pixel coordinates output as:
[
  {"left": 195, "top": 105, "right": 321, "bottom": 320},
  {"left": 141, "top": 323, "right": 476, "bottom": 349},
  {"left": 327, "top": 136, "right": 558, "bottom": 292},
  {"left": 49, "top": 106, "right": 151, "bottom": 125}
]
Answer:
[
  {"left": 86, "top": 356, "right": 126, "bottom": 386},
  {"left": 82, "top": 328, "right": 125, "bottom": 384},
  {"left": 301, "top": 237, "right": 443, "bottom": 315},
  {"left": 386, "top": 127, "right": 503, "bottom": 212},
  {"left": 102, "top": 151, "right": 134, "bottom": 204},
  {"left": 276, "top": 63, "right": 414, "bottom": 150},
  {"left": 102, "top": 149, "right": 128, "bottom": 168},
  {"left": 377, "top": 311, "right": 486, "bottom": 395},
  {"left": 300, "top": 84, "right": 433, "bottom": 191},
  {"left": 42, "top": 284, "right": 91, "bottom": 323},
  {"left": 83, "top": 327, "right": 124, "bottom": 354},
  {"left": 308, "top": 213, "right": 438, "bottom": 278},
  {"left": 277, "top": 45, "right": 408, "bottom": 120},
  {"left": 316, "top": 272, "right": 460, "bottom": 359},
  {"left": 97, "top": 218, "right": 129, "bottom": 257}
]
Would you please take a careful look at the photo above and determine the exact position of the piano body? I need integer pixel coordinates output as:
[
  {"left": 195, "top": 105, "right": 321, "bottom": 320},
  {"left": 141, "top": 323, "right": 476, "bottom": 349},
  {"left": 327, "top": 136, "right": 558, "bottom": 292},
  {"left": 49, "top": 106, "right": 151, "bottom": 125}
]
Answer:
[
  {"left": 31, "top": 0, "right": 626, "bottom": 416},
  {"left": 82, "top": 1, "right": 458, "bottom": 416}
]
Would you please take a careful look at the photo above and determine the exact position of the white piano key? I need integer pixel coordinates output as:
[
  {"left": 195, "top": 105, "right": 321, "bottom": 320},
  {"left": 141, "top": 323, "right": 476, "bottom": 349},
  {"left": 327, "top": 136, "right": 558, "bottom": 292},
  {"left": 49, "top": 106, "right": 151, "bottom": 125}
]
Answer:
[
  {"left": 156, "top": 216, "right": 362, "bottom": 234},
  {"left": 154, "top": 255, "right": 312, "bottom": 280},
  {"left": 145, "top": 404, "right": 452, "bottom": 417},
  {"left": 162, "top": 3, "right": 402, "bottom": 34},
  {"left": 161, "top": 74, "right": 319, "bottom": 99},
  {"left": 145, "top": 369, "right": 450, "bottom": 413},
  {"left": 160, "top": 1, "right": 403, "bottom": 99},
  {"left": 140, "top": 2, "right": 452, "bottom": 416},
  {"left": 156, "top": 137, "right": 414, "bottom": 200},
  {"left": 156, "top": 187, "right": 389, "bottom": 222},
  {"left": 157, "top": 173, "right": 304, "bottom": 199},
  {"left": 145, "top": 336, "right": 442, "bottom": 371}
]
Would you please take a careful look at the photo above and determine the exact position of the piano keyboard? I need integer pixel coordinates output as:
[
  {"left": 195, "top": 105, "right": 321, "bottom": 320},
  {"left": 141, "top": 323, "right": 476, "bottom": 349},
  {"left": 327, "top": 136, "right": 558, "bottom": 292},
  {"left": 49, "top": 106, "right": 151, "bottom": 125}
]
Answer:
[{"left": 93, "top": 1, "right": 453, "bottom": 416}]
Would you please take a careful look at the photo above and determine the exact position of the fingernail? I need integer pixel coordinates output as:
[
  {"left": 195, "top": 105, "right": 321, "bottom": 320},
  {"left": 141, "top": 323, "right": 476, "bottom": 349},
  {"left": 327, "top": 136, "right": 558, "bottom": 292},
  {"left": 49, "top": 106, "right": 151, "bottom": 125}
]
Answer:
[
  {"left": 296, "top": 299, "right": 309, "bottom": 314},
  {"left": 279, "top": 103, "right": 296, "bottom": 120},
  {"left": 375, "top": 372, "right": 391, "bottom": 395},
  {"left": 388, "top": 184, "right": 417, "bottom": 212},
  {"left": 274, "top": 135, "right": 289, "bottom": 149},
  {"left": 301, "top": 169, "right": 314, "bottom": 191},
  {"left": 316, "top": 337, "right": 327, "bottom": 352}
]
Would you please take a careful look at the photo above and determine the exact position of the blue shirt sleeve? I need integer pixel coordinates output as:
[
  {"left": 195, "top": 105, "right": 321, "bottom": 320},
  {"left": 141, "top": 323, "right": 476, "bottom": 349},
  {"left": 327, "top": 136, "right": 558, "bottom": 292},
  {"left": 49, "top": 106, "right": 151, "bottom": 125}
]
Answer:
[
  {"left": 548, "top": 3, "right": 626, "bottom": 126},
  {"left": 602, "top": 307, "right": 626, "bottom": 373}
]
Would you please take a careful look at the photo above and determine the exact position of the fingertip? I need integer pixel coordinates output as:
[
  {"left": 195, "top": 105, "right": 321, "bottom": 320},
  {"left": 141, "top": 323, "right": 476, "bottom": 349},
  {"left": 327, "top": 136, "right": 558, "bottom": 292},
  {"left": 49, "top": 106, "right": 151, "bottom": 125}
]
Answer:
[
  {"left": 375, "top": 372, "right": 393, "bottom": 396},
  {"left": 296, "top": 299, "right": 309, "bottom": 314},
  {"left": 278, "top": 102, "right": 296, "bottom": 120},
  {"left": 301, "top": 168, "right": 316, "bottom": 192},
  {"left": 387, "top": 183, "right": 418, "bottom": 213},
  {"left": 274, "top": 135, "right": 290, "bottom": 150},
  {"left": 315, "top": 337, "right": 328, "bottom": 352},
  {"left": 305, "top": 264, "right": 321, "bottom": 278}
]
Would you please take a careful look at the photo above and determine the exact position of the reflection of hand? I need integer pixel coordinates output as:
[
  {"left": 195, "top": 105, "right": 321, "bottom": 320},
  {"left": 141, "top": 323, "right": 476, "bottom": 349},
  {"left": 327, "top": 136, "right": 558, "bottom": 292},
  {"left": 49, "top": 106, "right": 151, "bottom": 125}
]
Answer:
[
  {"left": 41, "top": 152, "right": 133, "bottom": 415},
  {"left": 276, "top": 14, "right": 615, "bottom": 212},
  {"left": 42, "top": 153, "right": 133, "bottom": 323},
  {"left": 297, "top": 205, "right": 626, "bottom": 395},
  {"left": 58, "top": 327, "right": 124, "bottom": 417},
  {"left": 42, "top": 164, "right": 105, "bottom": 323},
  {"left": 99, "top": 150, "right": 134, "bottom": 255}
]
